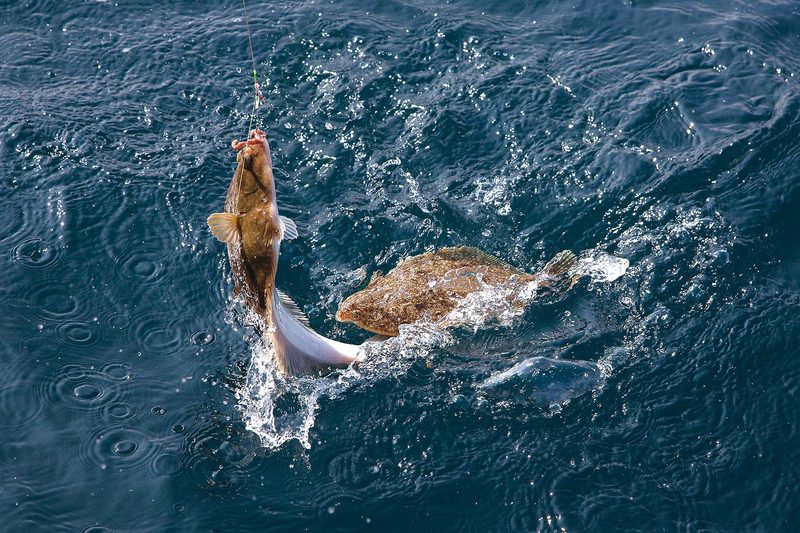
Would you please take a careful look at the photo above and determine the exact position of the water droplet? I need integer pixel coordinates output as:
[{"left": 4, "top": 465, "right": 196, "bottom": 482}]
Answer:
[
  {"left": 113, "top": 440, "right": 137, "bottom": 456},
  {"left": 74, "top": 384, "right": 102, "bottom": 400}
]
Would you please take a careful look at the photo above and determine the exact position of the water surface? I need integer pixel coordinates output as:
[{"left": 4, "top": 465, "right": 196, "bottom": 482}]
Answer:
[{"left": 2, "top": 0, "right": 799, "bottom": 530}]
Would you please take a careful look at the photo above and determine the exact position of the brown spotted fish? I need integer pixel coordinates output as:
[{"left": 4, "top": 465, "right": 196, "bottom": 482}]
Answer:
[{"left": 336, "top": 247, "right": 577, "bottom": 336}]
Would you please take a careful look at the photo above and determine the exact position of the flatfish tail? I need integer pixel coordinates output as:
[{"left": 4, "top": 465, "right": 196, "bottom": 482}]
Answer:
[{"left": 541, "top": 250, "right": 577, "bottom": 277}]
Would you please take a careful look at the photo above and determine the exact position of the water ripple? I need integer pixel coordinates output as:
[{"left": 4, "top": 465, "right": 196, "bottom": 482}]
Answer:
[
  {"left": 79, "top": 425, "right": 159, "bottom": 474},
  {"left": 11, "top": 238, "right": 65, "bottom": 269},
  {"left": 42, "top": 363, "right": 131, "bottom": 414},
  {"left": 134, "top": 314, "right": 185, "bottom": 355},
  {"left": 0, "top": 365, "right": 45, "bottom": 434},
  {"left": 55, "top": 320, "right": 104, "bottom": 349},
  {"left": 2, "top": 0, "right": 800, "bottom": 529},
  {"left": 178, "top": 422, "right": 261, "bottom": 498},
  {"left": 29, "top": 284, "right": 81, "bottom": 320}
]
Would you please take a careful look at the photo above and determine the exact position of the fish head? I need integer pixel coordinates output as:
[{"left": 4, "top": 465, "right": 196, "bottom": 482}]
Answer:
[
  {"left": 336, "top": 273, "right": 386, "bottom": 325},
  {"left": 232, "top": 129, "right": 274, "bottom": 186},
  {"left": 335, "top": 296, "right": 356, "bottom": 323},
  {"left": 336, "top": 283, "right": 401, "bottom": 336},
  {"left": 336, "top": 290, "right": 371, "bottom": 324}
]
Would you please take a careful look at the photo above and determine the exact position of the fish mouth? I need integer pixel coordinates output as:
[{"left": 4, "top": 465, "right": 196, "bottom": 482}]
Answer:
[
  {"left": 231, "top": 129, "right": 267, "bottom": 169},
  {"left": 231, "top": 129, "right": 266, "bottom": 152}
]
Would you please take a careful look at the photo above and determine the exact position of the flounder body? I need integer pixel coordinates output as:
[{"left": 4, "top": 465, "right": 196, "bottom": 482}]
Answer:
[{"left": 336, "top": 247, "right": 577, "bottom": 336}]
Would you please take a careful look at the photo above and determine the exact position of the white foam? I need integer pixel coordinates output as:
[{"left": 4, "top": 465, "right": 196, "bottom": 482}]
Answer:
[
  {"left": 441, "top": 279, "right": 539, "bottom": 333},
  {"left": 571, "top": 252, "right": 629, "bottom": 283}
]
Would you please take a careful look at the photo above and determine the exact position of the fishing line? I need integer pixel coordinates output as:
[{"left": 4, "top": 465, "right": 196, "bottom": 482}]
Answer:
[
  {"left": 242, "top": 0, "right": 260, "bottom": 134},
  {"left": 234, "top": 0, "right": 261, "bottom": 213}
]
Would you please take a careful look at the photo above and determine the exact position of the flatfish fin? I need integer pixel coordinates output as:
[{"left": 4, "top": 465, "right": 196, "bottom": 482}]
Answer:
[
  {"left": 435, "top": 246, "right": 511, "bottom": 268},
  {"left": 367, "top": 270, "right": 384, "bottom": 287},
  {"left": 207, "top": 213, "right": 240, "bottom": 243},
  {"left": 275, "top": 289, "right": 311, "bottom": 327},
  {"left": 541, "top": 250, "right": 577, "bottom": 277},
  {"left": 279, "top": 216, "right": 298, "bottom": 240}
]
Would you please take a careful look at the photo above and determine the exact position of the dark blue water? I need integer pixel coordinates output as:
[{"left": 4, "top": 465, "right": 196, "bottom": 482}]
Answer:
[{"left": 3, "top": 0, "right": 800, "bottom": 530}]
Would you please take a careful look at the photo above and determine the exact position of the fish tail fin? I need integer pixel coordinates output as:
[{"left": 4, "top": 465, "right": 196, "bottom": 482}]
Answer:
[
  {"left": 271, "top": 289, "right": 361, "bottom": 376},
  {"left": 541, "top": 250, "right": 577, "bottom": 277},
  {"left": 207, "top": 213, "right": 240, "bottom": 243}
]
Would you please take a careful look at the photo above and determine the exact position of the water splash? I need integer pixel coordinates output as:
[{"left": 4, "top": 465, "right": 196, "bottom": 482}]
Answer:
[
  {"left": 237, "top": 335, "right": 330, "bottom": 449},
  {"left": 442, "top": 278, "right": 540, "bottom": 333},
  {"left": 571, "top": 251, "right": 630, "bottom": 283},
  {"left": 443, "top": 249, "right": 629, "bottom": 333},
  {"left": 238, "top": 250, "right": 630, "bottom": 449},
  {"left": 237, "top": 313, "right": 453, "bottom": 450}
]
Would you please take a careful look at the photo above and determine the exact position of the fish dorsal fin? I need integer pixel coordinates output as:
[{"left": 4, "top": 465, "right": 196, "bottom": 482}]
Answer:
[
  {"left": 436, "top": 246, "right": 511, "bottom": 268},
  {"left": 207, "top": 213, "right": 240, "bottom": 243},
  {"left": 276, "top": 289, "right": 311, "bottom": 327},
  {"left": 279, "top": 216, "right": 298, "bottom": 240},
  {"left": 368, "top": 270, "right": 384, "bottom": 286},
  {"left": 541, "top": 250, "right": 577, "bottom": 277}
]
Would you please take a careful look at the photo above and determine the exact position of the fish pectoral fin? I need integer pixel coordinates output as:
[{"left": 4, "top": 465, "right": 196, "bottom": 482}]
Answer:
[
  {"left": 279, "top": 216, "right": 298, "bottom": 240},
  {"left": 207, "top": 213, "right": 240, "bottom": 243}
]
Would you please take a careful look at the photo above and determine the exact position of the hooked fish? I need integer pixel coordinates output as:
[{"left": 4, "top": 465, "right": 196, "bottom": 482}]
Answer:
[{"left": 208, "top": 129, "right": 360, "bottom": 375}]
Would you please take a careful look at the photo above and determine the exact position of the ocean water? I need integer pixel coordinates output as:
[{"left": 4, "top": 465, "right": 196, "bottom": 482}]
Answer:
[{"left": 2, "top": 0, "right": 800, "bottom": 530}]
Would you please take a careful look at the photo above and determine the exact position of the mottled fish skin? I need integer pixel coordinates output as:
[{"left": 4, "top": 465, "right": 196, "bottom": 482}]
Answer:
[
  {"left": 222, "top": 129, "right": 282, "bottom": 315},
  {"left": 336, "top": 247, "right": 576, "bottom": 336}
]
